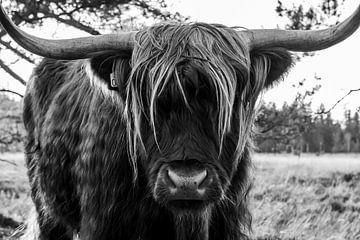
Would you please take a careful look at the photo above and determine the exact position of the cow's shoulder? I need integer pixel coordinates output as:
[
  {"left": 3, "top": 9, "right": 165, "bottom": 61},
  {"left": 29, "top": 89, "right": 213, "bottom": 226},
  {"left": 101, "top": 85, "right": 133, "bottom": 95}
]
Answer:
[{"left": 23, "top": 59, "right": 83, "bottom": 132}]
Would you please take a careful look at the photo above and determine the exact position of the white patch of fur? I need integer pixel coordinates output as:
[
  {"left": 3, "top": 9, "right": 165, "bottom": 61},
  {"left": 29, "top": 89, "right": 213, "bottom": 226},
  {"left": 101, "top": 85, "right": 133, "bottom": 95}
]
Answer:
[{"left": 83, "top": 60, "right": 122, "bottom": 104}]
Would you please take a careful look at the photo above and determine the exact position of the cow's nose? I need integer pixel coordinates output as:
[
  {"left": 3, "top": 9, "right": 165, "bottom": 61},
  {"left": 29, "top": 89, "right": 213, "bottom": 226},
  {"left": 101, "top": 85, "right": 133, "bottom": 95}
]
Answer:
[{"left": 167, "top": 168, "right": 207, "bottom": 189}]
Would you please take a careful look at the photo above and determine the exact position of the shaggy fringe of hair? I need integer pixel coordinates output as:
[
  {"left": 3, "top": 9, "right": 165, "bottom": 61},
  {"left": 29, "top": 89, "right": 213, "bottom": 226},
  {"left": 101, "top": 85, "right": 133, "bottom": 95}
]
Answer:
[
  {"left": 123, "top": 22, "right": 271, "bottom": 179},
  {"left": 124, "top": 23, "right": 269, "bottom": 178}
]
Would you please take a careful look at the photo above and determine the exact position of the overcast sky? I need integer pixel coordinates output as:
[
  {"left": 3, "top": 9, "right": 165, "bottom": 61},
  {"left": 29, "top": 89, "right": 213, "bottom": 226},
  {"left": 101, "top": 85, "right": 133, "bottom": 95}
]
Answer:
[
  {"left": 1, "top": 0, "right": 359, "bottom": 121},
  {"left": 167, "top": 0, "right": 360, "bottom": 121}
]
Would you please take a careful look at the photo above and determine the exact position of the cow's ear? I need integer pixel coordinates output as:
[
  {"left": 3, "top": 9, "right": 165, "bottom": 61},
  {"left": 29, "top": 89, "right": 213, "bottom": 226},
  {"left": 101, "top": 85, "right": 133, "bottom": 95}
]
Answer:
[
  {"left": 90, "top": 54, "right": 131, "bottom": 98},
  {"left": 250, "top": 48, "right": 293, "bottom": 89}
]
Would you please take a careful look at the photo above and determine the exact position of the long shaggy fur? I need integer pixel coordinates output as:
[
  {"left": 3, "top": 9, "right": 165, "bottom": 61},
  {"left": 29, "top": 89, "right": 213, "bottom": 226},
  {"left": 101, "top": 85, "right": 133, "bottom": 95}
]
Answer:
[
  {"left": 21, "top": 22, "right": 293, "bottom": 240},
  {"left": 126, "top": 23, "right": 266, "bottom": 176}
]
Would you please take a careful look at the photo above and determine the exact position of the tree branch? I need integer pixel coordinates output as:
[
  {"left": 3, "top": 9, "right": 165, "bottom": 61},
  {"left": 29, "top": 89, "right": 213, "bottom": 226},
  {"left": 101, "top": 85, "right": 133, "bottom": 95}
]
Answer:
[
  {"left": 52, "top": 15, "right": 100, "bottom": 35},
  {"left": 0, "top": 89, "right": 24, "bottom": 98},
  {"left": 259, "top": 118, "right": 285, "bottom": 133},
  {"left": 132, "top": 1, "right": 172, "bottom": 20},
  {"left": 0, "top": 59, "right": 26, "bottom": 86},
  {"left": 316, "top": 88, "right": 360, "bottom": 114},
  {"left": 0, "top": 158, "right": 17, "bottom": 166},
  {"left": 0, "top": 39, "right": 36, "bottom": 64}
]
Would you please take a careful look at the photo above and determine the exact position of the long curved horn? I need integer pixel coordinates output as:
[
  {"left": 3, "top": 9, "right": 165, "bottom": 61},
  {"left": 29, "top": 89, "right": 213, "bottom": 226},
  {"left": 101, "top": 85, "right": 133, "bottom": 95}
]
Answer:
[
  {"left": 242, "top": 4, "right": 360, "bottom": 51},
  {"left": 0, "top": 5, "right": 135, "bottom": 59}
]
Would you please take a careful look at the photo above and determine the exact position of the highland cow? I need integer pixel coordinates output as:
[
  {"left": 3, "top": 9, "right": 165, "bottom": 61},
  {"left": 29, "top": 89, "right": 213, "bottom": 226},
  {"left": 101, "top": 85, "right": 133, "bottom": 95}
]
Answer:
[{"left": 0, "top": 3, "right": 360, "bottom": 240}]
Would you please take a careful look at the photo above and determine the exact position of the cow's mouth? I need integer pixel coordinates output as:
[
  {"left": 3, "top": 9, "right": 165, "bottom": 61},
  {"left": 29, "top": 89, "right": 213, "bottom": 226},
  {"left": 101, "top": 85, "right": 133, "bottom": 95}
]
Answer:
[{"left": 167, "top": 200, "right": 206, "bottom": 211}]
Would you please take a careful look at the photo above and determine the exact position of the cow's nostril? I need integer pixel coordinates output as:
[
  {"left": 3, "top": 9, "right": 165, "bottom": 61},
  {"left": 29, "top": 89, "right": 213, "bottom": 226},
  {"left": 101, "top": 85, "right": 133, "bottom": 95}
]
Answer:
[{"left": 167, "top": 169, "right": 207, "bottom": 188}]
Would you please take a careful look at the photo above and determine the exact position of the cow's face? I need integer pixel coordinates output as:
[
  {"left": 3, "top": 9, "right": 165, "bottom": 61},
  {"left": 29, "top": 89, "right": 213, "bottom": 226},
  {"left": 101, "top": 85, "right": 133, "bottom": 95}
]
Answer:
[
  {"left": 139, "top": 64, "right": 241, "bottom": 212},
  {"left": 109, "top": 23, "right": 294, "bottom": 214}
]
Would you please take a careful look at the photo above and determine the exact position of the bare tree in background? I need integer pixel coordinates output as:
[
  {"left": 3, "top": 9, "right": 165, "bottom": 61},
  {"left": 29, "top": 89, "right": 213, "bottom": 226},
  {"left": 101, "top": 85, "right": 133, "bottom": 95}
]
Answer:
[
  {"left": 255, "top": 0, "right": 360, "bottom": 154},
  {"left": 0, "top": 0, "right": 186, "bottom": 96},
  {"left": 276, "top": 0, "right": 360, "bottom": 111}
]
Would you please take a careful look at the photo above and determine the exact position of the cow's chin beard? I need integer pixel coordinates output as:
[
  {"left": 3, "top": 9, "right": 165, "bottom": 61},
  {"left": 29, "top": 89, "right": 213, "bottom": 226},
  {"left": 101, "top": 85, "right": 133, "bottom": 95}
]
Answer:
[
  {"left": 173, "top": 207, "right": 212, "bottom": 240},
  {"left": 151, "top": 161, "right": 224, "bottom": 240},
  {"left": 161, "top": 195, "right": 214, "bottom": 240}
]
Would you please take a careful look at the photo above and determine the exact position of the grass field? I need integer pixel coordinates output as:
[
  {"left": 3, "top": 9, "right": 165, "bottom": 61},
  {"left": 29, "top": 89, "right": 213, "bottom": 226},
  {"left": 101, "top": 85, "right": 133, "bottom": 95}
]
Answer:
[
  {"left": 251, "top": 154, "right": 360, "bottom": 240},
  {"left": 0, "top": 153, "right": 359, "bottom": 239}
]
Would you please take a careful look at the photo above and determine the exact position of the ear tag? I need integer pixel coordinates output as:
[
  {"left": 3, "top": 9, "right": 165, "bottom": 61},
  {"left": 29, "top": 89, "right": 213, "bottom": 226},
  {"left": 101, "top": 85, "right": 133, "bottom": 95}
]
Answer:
[{"left": 110, "top": 72, "right": 118, "bottom": 88}]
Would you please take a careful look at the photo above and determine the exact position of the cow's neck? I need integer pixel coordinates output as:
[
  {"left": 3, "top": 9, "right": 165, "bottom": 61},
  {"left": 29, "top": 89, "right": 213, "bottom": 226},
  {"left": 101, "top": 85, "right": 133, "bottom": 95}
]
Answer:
[{"left": 174, "top": 208, "right": 211, "bottom": 240}]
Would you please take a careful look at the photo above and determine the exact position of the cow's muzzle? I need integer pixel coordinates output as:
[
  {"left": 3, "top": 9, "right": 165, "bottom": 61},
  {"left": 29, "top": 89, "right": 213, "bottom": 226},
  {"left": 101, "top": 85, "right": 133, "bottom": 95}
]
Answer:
[
  {"left": 154, "top": 159, "right": 221, "bottom": 211},
  {"left": 166, "top": 163, "right": 209, "bottom": 200}
]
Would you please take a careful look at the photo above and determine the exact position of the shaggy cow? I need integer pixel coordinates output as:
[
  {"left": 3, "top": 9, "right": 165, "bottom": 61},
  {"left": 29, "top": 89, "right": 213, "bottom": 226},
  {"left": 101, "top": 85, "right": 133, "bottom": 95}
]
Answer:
[{"left": 0, "top": 3, "right": 359, "bottom": 240}]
